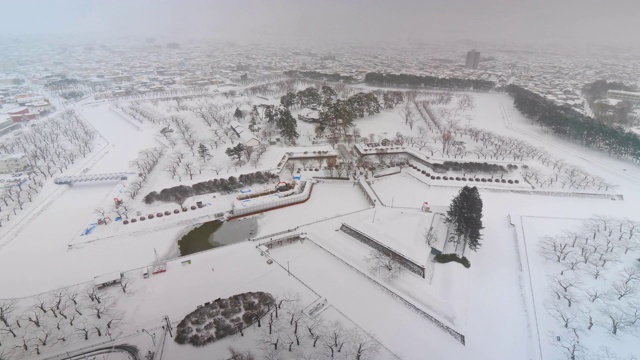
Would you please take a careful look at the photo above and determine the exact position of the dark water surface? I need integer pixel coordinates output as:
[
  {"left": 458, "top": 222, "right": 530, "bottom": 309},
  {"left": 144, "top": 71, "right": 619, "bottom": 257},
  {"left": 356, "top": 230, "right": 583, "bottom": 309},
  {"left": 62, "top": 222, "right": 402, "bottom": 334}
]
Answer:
[{"left": 177, "top": 218, "right": 259, "bottom": 256}]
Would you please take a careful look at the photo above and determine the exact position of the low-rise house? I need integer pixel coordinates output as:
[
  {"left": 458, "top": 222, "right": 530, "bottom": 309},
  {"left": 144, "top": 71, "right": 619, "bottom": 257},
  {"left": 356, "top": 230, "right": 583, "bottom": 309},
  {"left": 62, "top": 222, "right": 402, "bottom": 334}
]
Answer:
[
  {"left": 298, "top": 108, "right": 321, "bottom": 122},
  {"left": 7, "top": 107, "right": 36, "bottom": 122},
  {"left": 230, "top": 121, "right": 260, "bottom": 147},
  {"left": 0, "top": 153, "right": 28, "bottom": 174}
]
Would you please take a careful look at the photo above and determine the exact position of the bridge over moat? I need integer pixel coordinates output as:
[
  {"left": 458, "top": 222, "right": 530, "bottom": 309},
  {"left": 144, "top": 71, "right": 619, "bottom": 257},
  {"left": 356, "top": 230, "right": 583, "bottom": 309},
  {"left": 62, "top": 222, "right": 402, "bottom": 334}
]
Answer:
[{"left": 54, "top": 172, "right": 134, "bottom": 185}]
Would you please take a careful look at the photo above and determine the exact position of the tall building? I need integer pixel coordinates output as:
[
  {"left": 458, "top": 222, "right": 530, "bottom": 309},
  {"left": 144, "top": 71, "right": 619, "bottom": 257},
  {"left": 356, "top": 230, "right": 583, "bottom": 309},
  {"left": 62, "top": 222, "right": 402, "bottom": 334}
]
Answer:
[{"left": 465, "top": 50, "right": 481, "bottom": 69}]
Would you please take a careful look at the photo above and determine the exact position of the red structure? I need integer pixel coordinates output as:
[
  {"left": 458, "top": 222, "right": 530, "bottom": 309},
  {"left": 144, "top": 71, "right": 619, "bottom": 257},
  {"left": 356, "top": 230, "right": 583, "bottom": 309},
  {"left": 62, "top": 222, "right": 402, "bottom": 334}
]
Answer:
[{"left": 7, "top": 107, "right": 36, "bottom": 122}]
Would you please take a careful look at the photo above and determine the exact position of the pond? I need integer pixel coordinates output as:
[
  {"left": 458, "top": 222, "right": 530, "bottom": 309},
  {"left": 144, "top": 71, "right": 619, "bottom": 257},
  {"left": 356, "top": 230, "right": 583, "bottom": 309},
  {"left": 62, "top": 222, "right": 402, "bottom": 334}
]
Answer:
[{"left": 177, "top": 217, "right": 259, "bottom": 256}]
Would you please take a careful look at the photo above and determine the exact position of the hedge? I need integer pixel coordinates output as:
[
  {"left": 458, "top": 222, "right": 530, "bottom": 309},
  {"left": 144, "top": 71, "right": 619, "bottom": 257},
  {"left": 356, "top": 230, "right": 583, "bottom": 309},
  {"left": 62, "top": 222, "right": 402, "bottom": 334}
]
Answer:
[
  {"left": 434, "top": 253, "right": 471, "bottom": 268},
  {"left": 143, "top": 171, "right": 279, "bottom": 204}
]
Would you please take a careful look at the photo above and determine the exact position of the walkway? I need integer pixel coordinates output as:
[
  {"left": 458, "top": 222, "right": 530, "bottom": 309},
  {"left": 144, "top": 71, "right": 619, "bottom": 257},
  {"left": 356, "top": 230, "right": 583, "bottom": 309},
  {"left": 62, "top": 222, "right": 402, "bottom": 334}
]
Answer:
[{"left": 54, "top": 172, "right": 133, "bottom": 185}]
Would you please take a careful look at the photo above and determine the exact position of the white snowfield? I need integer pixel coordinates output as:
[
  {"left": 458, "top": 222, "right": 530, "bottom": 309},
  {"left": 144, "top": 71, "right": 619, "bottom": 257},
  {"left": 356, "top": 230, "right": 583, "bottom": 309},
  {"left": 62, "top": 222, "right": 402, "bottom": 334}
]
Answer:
[{"left": 0, "top": 89, "right": 639, "bottom": 360}]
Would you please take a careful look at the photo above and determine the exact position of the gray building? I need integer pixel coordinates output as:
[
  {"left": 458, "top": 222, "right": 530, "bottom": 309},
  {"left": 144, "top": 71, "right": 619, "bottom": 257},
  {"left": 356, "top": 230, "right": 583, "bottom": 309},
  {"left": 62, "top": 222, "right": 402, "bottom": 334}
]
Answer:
[{"left": 465, "top": 50, "right": 481, "bottom": 69}]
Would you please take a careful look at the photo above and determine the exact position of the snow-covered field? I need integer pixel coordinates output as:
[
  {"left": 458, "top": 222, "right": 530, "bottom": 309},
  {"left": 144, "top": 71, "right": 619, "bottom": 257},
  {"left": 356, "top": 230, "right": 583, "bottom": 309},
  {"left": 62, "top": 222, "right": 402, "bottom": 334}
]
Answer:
[{"left": 1, "top": 87, "right": 640, "bottom": 360}]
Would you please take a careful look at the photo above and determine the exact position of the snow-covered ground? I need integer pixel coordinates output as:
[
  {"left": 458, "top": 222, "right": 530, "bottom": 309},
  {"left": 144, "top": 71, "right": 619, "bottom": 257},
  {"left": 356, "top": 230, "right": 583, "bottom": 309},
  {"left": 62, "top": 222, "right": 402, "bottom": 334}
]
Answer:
[{"left": 2, "top": 88, "right": 640, "bottom": 360}]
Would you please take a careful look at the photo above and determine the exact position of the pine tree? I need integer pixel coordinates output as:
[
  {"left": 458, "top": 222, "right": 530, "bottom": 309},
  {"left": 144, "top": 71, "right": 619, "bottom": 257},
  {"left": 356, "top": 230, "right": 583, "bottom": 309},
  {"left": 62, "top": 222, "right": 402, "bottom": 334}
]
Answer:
[
  {"left": 234, "top": 108, "right": 243, "bottom": 120},
  {"left": 445, "top": 186, "right": 484, "bottom": 252},
  {"left": 225, "top": 143, "right": 245, "bottom": 160},
  {"left": 276, "top": 108, "right": 299, "bottom": 144},
  {"left": 198, "top": 143, "right": 211, "bottom": 162}
]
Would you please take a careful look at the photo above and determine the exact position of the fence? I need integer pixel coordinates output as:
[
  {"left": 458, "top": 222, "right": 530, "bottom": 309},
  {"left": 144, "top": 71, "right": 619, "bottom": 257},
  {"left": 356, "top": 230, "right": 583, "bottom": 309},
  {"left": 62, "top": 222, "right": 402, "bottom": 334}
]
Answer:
[
  {"left": 353, "top": 144, "right": 441, "bottom": 173},
  {"left": 249, "top": 228, "right": 297, "bottom": 242},
  {"left": 259, "top": 233, "right": 304, "bottom": 248},
  {"left": 355, "top": 177, "right": 377, "bottom": 207},
  {"left": 230, "top": 181, "right": 313, "bottom": 218},
  {"left": 339, "top": 223, "right": 425, "bottom": 278},
  {"left": 308, "top": 238, "right": 465, "bottom": 345}
]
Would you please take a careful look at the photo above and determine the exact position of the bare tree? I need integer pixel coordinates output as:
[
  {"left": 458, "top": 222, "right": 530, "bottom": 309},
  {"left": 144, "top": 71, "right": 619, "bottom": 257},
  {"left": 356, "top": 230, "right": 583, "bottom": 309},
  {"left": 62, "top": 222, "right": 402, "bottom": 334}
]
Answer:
[
  {"left": 0, "top": 301, "right": 16, "bottom": 328},
  {"left": 424, "top": 226, "right": 437, "bottom": 246},
  {"left": 584, "top": 288, "right": 608, "bottom": 304},
  {"left": 75, "top": 322, "right": 91, "bottom": 341},
  {"left": 366, "top": 250, "right": 405, "bottom": 282},
  {"left": 0, "top": 347, "right": 15, "bottom": 360},
  {"left": 622, "top": 268, "right": 640, "bottom": 285},
  {"left": 548, "top": 303, "right": 576, "bottom": 328},
  {"left": 550, "top": 331, "right": 584, "bottom": 360},
  {"left": 94, "top": 208, "right": 108, "bottom": 223},
  {"left": 182, "top": 162, "right": 195, "bottom": 180},
  {"left": 284, "top": 162, "right": 296, "bottom": 176},
  {"left": 602, "top": 305, "right": 637, "bottom": 335},
  {"left": 539, "top": 236, "right": 573, "bottom": 263},
  {"left": 304, "top": 316, "right": 324, "bottom": 348},
  {"left": 579, "top": 308, "right": 598, "bottom": 330},
  {"left": 612, "top": 281, "right": 636, "bottom": 300},
  {"left": 126, "top": 179, "right": 144, "bottom": 199},
  {"left": 549, "top": 275, "right": 580, "bottom": 294},
  {"left": 120, "top": 275, "right": 134, "bottom": 294},
  {"left": 255, "top": 144, "right": 268, "bottom": 160},
  {"left": 23, "top": 310, "right": 41, "bottom": 328},
  {"left": 321, "top": 321, "right": 348, "bottom": 359},
  {"left": 228, "top": 347, "right": 256, "bottom": 360},
  {"left": 350, "top": 328, "right": 379, "bottom": 360}
]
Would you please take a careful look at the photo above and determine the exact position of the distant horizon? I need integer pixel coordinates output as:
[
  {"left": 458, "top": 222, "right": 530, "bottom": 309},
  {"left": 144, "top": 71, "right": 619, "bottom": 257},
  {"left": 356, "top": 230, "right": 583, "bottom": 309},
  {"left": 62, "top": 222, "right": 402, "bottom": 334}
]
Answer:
[{"left": 1, "top": 0, "right": 639, "bottom": 48}]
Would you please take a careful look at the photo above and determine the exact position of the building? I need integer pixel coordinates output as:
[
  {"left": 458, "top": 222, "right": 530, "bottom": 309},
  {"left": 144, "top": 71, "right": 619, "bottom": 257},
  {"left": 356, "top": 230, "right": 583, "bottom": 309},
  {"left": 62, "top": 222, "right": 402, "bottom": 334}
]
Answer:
[
  {"left": 0, "top": 153, "right": 28, "bottom": 174},
  {"left": 230, "top": 121, "right": 261, "bottom": 147},
  {"left": 94, "top": 272, "right": 123, "bottom": 289},
  {"left": 465, "top": 50, "right": 481, "bottom": 70},
  {"left": 26, "top": 100, "right": 52, "bottom": 114},
  {"left": 6, "top": 107, "right": 37, "bottom": 122},
  {"left": 607, "top": 90, "right": 640, "bottom": 105},
  {"left": 297, "top": 108, "right": 321, "bottom": 122}
]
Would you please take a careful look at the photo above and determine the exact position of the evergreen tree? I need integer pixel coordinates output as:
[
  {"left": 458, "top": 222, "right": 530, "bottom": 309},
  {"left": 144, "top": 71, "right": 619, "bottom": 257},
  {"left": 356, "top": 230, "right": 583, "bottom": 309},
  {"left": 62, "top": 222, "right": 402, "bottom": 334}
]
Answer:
[
  {"left": 234, "top": 108, "right": 243, "bottom": 120},
  {"left": 321, "top": 85, "right": 337, "bottom": 104},
  {"left": 225, "top": 143, "right": 245, "bottom": 160},
  {"left": 445, "top": 186, "right": 484, "bottom": 252},
  {"left": 276, "top": 108, "right": 299, "bottom": 144},
  {"left": 198, "top": 143, "right": 211, "bottom": 162},
  {"left": 264, "top": 105, "right": 277, "bottom": 123},
  {"left": 280, "top": 92, "right": 296, "bottom": 109}
]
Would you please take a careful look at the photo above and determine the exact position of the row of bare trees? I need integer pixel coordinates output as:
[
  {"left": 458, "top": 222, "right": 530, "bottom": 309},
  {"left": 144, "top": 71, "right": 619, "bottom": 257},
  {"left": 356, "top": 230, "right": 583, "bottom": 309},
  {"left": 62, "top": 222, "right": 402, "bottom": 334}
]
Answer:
[
  {"left": 127, "top": 148, "right": 165, "bottom": 199},
  {"left": 539, "top": 216, "right": 640, "bottom": 360},
  {"left": 256, "top": 295, "right": 380, "bottom": 360},
  {"left": 95, "top": 85, "right": 210, "bottom": 101},
  {"left": 409, "top": 95, "right": 615, "bottom": 191},
  {"left": 0, "top": 280, "right": 130, "bottom": 360},
  {"left": 0, "top": 110, "right": 97, "bottom": 228}
]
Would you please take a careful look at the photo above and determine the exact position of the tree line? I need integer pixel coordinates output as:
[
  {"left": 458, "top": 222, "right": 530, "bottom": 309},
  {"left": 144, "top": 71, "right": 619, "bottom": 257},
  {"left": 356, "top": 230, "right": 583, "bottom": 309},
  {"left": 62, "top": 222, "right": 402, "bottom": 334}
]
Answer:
[
  {"left": 283, "top": 70, "right": 356, "bottom": 83},
  {"left": 506, "top": 84, "right": 640, "bottom": 163},
  {"left": 143, "top": 171, "right": 279, "bottom": 204},
  {"left": 365, "top": 72, "right": 496, "bottom": 91}
]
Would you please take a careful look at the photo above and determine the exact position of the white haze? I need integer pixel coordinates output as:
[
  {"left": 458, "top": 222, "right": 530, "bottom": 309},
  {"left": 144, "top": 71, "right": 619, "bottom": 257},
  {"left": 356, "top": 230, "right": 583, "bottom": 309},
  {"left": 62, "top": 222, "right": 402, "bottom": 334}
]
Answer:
[{"left": 0, "top": 0, "right": 638, "bottom": 47}]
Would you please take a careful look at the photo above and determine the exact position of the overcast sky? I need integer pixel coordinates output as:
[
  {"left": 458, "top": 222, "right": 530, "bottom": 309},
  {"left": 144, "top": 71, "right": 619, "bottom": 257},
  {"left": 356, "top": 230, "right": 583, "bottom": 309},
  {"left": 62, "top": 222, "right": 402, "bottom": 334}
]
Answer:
[{"left": 0, "top": 0, "right": 637, "bottom": 46}]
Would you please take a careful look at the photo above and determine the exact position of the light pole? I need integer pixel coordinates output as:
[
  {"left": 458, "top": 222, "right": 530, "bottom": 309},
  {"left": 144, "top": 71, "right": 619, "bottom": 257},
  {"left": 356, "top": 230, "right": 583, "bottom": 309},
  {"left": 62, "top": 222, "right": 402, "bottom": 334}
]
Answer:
[{"left": 142, "top": 329, "right": 156, "bottom": 346}]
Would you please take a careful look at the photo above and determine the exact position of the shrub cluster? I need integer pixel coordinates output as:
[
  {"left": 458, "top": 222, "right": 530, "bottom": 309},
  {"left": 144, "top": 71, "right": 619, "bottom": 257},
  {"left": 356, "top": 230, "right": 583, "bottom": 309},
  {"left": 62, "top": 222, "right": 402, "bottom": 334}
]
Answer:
[
  {"left": 408, "top": 164, "right": 519, "bottom": 184},
  {"left": 143, "top": 171, "right": 279, "bottom": 204},
  {"left": 440, "top": 161, "right": 506, "bottom": 173},
  {"left": 175, "top": 292, "right": 275, "bottom": 346},
  {"left": 434, "top": 253, "right": 471, "bottom": 268}
]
